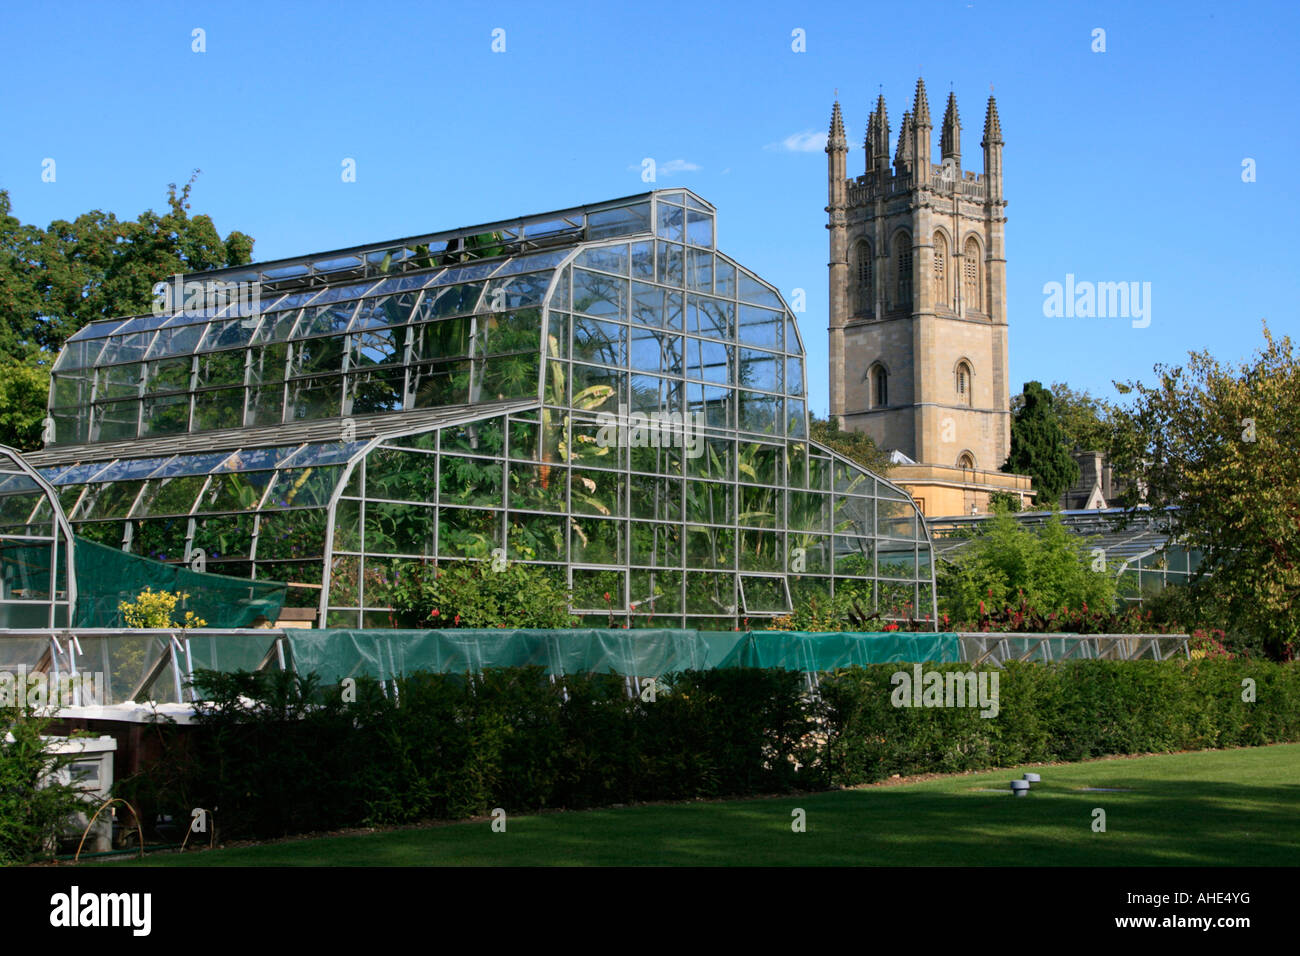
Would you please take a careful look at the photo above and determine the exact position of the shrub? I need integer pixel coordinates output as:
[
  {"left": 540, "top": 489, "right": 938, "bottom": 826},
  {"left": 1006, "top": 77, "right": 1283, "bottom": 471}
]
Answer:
[
  {"left": 383, "top": 560, "right": 578, "bottom": 628},
  {"left": 937, "top": 510, "right": 1116, "bottom": 625},
  {"left": 119, "top": 587, "right": 206, "bottom": 629},
  {"left": 124, "top": 659, "right": 1300, "bottom": 842},
  {"left": 0, "top": 708, "right": 95, "bottom": 864}
]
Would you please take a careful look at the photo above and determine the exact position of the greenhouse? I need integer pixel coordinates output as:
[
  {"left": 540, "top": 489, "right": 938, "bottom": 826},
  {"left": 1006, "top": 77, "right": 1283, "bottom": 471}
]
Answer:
[{"left": 27, "top": 189, "right": 936, "bottom": 629}]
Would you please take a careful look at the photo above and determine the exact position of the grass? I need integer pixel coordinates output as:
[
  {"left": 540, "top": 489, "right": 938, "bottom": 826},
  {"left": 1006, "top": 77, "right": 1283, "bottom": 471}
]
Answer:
[{"left": 100, "top": 744, "right": 1300, "bottom": 866}]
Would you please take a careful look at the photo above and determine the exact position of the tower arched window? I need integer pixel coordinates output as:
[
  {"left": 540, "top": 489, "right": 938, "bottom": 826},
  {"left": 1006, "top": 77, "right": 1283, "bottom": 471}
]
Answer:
[
  {"left": 957, "top": 452, "right": 974, "bottom": 469},
  {"left": 955, "top": 361, "right": 972, "bottom": 406},
  {"left": 869, "top": 364, "right": 888, "bottom": 409},
  {"left": 933, "top": 232, "right": 948, "bottom": 307},
  {"left": 895, "top": 233, "right": 912, "bottom": 308},
  {"left": 963, "top": 237, "right": 981, "bottom": 314},
  {"left": 855, "top": 241, "right": 874, "bottom": 317}
]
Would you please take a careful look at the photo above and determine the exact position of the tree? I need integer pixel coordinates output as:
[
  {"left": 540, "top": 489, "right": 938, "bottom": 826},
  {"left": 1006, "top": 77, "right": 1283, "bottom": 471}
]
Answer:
[
  {"left": 810, "top": 414, "right": 892, "bottom": 476},
  {"left": 0, "top": 361, "right": 50, "bottom": 450},
  {"left": 0, "top": 174, "right": 253, "bottom": 446},
  {"left": 1109, "top": 321, "right": 1300, "bottom": 659},
  {"left": 987, "top": 489, "right": 1021, "bottom": 513},
  {"left": 1035, "top": 381, "right": 1114, "bottom": 452},
  {"left": 0, "top": 191, "right": 45, "bottom": 363},
  {"left": 1002, "top": 381, "right": 1080, "bottom": 502},
  {"left": 20, "top": 173, "right": 254, "bottom": 354}
]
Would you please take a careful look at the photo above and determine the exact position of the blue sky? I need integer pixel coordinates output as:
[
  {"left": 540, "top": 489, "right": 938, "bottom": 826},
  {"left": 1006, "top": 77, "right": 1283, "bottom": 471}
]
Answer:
[{"left": 2, "top": 0, "right": 1296, "bottom": 415}]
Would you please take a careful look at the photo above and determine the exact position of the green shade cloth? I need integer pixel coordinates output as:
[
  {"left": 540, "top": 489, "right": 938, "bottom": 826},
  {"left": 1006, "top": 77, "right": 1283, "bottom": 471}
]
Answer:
[
  {"left": 72, "top": 537, "right": 287, "bottom": 629},
  {"left": 285, "top": 628, "right": 963, "bottom": 683}
]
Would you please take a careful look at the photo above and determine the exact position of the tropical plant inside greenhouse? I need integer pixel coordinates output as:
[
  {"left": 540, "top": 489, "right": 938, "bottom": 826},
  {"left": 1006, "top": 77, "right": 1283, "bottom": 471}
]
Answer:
[
  {"left": 118, "top": 587, "right": 207, "bottom": 629},
  {"left": 382, "top": 560, "right": 576, "bottom": 629}
]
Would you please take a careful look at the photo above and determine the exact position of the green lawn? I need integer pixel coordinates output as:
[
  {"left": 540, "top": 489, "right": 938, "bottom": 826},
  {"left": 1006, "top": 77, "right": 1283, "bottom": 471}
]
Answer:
[{"left": 103, "top": 744, "right": 1300, "bottom": 866}]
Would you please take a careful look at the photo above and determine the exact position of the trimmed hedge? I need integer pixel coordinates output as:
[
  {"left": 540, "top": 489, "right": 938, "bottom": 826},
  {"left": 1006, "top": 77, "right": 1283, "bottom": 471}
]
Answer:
[{"left": 117, "top": 659, "right": 1300, "bottom": 841}]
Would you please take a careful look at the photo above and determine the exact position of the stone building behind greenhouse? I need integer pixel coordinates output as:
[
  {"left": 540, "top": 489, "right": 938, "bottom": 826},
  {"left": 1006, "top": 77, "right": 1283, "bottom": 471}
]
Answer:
[{"left": 28, "top": 190, "right": 936, "bottom": 629}]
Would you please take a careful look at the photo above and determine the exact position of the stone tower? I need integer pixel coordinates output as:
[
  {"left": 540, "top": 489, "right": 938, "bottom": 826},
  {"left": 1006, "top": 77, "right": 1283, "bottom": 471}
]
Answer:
[{"left": 827, "top": 80, "right": 1010, "bottom": 473}]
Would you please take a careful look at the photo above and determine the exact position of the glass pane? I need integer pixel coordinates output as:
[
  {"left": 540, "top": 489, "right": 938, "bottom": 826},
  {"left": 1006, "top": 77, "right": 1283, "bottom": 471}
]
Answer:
[
  {"left": 193, "top": 388, "right": 246, "bottom": 431},
  {"left": 738, "top": 272, "right": 783, "bottom": 309},
  {"left": 586, "top": 203, "right": 650, "bottom": 240},
  {"left": 134, "top": 475, "right": 207, "bottom": 517},
  {"left": 656, "top": 242, "right": 683, "bottom": 286},
  {"left": 285, "top": 375, "right": 344, "bottom": 421},
  {"left": 689, "top": 296, "right": 734, "bottom": 340},
  {"left": 348, "top": 366, "right": 406, "bottom": 415},
  {"left": 655, "top": 202, "right": 684, "bottom": 241},
  {"left": 573, "top": 270, "right": 628, "bottom": 318},
  {"left": 738, "top": 305, "right": 783, "bottom": 349},
  {"left": 575, "top": 244, "right": 628, "bottom": 275},
  {"left": 631, "top": 282, "right": 683, "bottom": 330},
  {"left": 573, "top": 317, "right": 626, "bottom": 366},
  {"left": 686, "top": 210, "right": 714, "bottom": 248},
  {"left": 411, "top": 361, "right": 470, "bottom": 408},
  {"left": 261, "top": 466, "right": 341, "bottom": 510},
  {"left": 141, "top": 394, "right": 190, "bottom": 436},
  {"left": 737, "top": 349, "right": 782, "bottom": 393}
]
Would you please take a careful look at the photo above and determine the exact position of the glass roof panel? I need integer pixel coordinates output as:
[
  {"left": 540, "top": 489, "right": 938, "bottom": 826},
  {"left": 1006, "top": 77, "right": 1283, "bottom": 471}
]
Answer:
[
  {"left": 114, "top": 313, "right": 170, "bottom": 336},
  {"left": 198, "top": 314, "right": 267, "bottom": 352},
  {"left": 491, "top": 250, "right": 570, "bottom": 277},
  {"left": 367, "top": 273, "right": 436, "bottom": 295},
  {"left": 310, "top": 280, "right": 383, "bottom": 306},
  {"left": 97, "top": 332, "right": 155, "bottom": 366},
  {"left": 213, "top": 445, "right": 303, "bottom": 473},
  {"left": 280, "top": 441, "right": 369, "bottom": 468},
  {"left": 0, "top": 473, "right": 40, "bottom": 496},
  {"left": 147, "top": 322, "right": 207, "bottom": 358},
  {"left": 431, "top": 262, "right": 498, "bottom": 286},
  {"left": 253, "top": 308, "right": 303, "bottom": 344},
  {"left": 149, "top": 451, "right": 232, "bottom": 478},
  {"left": 93, "top": 456, "right": 176, "bottom": 483},
  {"left": 43, "top": 461, "right": 114, "bottom": 486},
  {"left": 348, "top": 293, "right": 419, "bottom": 331},
  {"left": 292, "top": 301, "right": 361, "bottom": 339},
  {"left": 67, "top": 319, "right": 126, "bottom": 342}
]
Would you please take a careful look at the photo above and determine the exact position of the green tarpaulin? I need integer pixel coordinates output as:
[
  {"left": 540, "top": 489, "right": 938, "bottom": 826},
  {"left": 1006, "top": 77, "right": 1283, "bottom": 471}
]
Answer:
[
  {"left": 72, "top": 538, "right": 286, "bottom": 629},
  {"left": 286, "top": 628, "right": 963, "bottom": 683}
]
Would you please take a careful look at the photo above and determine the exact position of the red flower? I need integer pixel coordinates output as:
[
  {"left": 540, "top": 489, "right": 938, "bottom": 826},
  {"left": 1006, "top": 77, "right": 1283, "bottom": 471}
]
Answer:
[
  {"left": 603, "top": 592, "right": 611, "bottom": 603},
  {"left": 430, "top": 609, "right": 440, "bottom": 618},
  {"left": 454, "top": 614, "right": 461, "bottom": 626}
]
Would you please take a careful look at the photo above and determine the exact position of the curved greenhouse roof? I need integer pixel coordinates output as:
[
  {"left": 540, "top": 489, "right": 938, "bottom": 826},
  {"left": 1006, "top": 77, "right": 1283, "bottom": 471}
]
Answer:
[{"left": 30, "top": 190, "right": 936, "bottom": 629}]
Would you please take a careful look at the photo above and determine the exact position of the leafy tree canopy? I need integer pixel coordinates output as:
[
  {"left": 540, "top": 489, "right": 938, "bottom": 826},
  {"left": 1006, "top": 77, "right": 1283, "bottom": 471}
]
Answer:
[
  {"left": 810, "top": 414, "right": 892, "bottom": 477},
  {"left": 0, "top": 174, "right": 253, "bottom": 449},
  {"left": 1109, "top": 320, "right": 1300, "bottom": 659},
  {"left": 1010, "top": 380, "right": 1115, "bottom": 454}
]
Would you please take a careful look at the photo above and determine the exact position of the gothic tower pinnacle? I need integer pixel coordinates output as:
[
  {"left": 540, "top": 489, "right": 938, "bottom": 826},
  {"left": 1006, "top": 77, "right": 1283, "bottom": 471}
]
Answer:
[{"left": 941, "top": 91, "right": 961, "bottom": 165}]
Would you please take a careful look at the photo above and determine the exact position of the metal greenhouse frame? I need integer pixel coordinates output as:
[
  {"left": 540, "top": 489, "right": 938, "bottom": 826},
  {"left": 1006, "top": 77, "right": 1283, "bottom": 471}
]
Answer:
[{"left": 25, "top": 190, "right": 938, "bottom": 630}]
